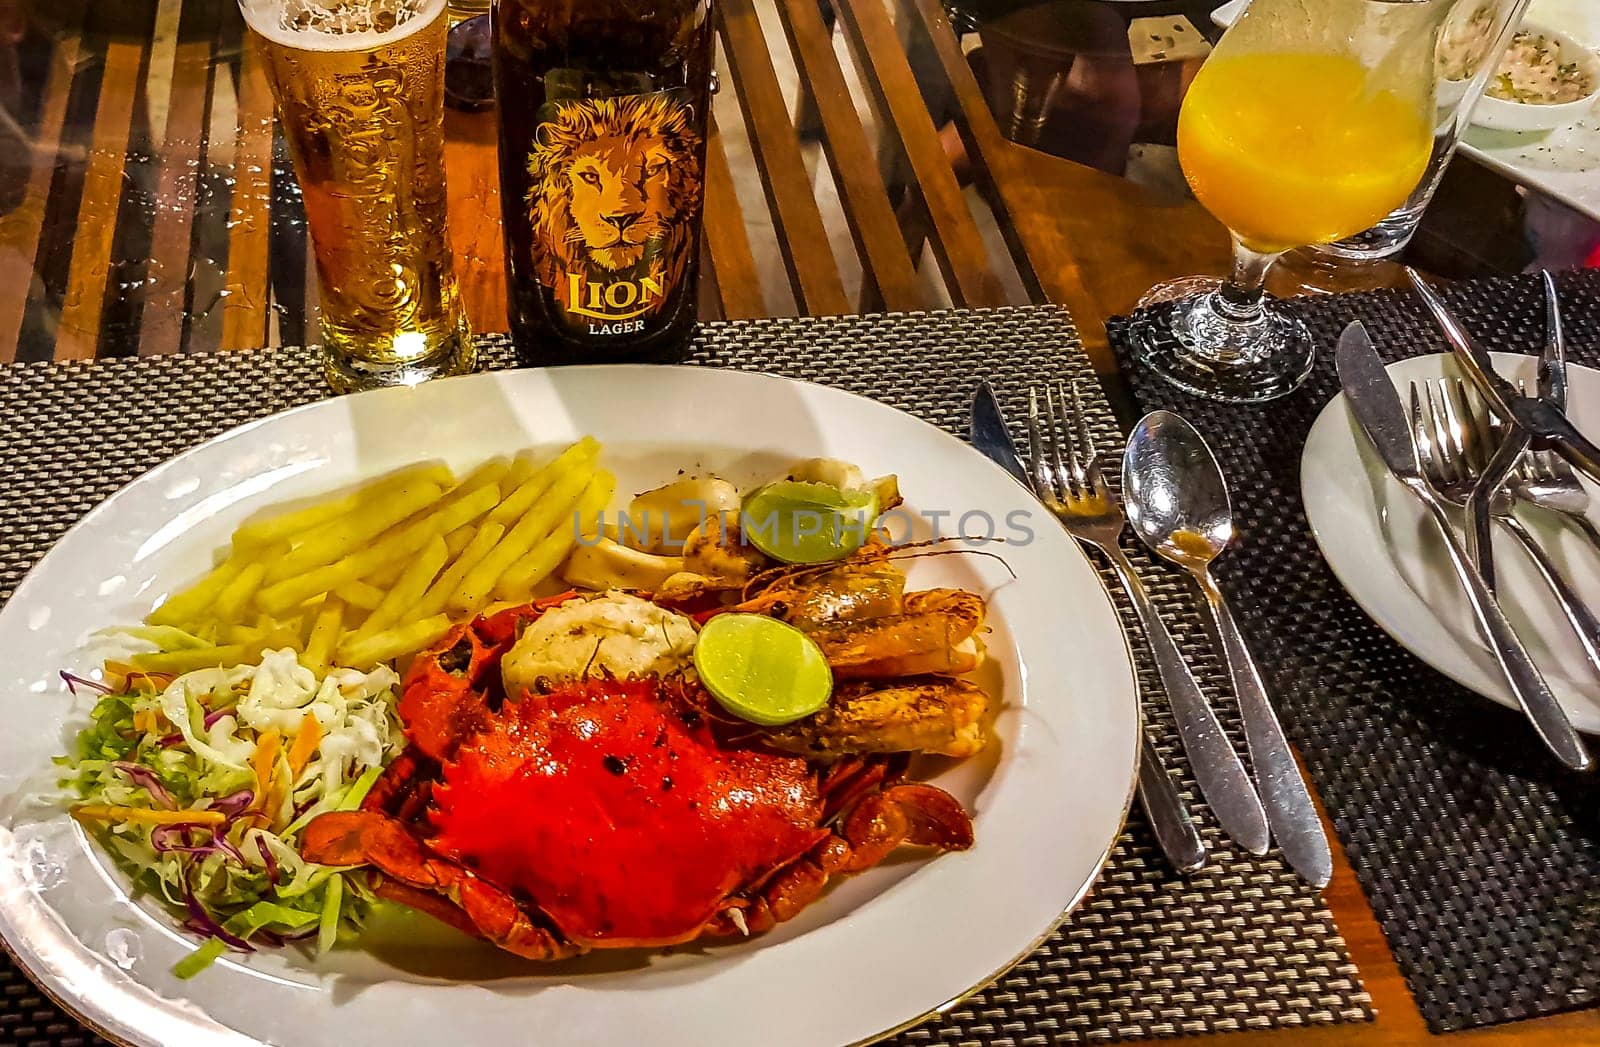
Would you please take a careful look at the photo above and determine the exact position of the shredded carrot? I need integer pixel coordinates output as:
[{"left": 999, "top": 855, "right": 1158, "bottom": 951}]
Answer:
[
  {"left": 103, "top": 661, "right": 175, "bottom": 694},
  {"left": 287, "top": 711, "right": 323, "bottom": 781},
  {"left": 250, "top": 730, "right": 281, "bottom": 808},
  {"left": 71, "top": 804, "right": 226, "bottom": 827}
]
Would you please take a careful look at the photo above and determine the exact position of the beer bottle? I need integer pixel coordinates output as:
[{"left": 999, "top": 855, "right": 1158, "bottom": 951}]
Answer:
[{"left": 493, "top": 0, "right": 714, "bottom": 365}]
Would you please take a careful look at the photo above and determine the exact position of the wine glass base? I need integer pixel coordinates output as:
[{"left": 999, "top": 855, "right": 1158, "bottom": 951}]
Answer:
[
  {"left": 1135, "top": 276, "right": 1222, "bottom": 310},
  {"left": 1126, "top": 293, "right": 1316, "bottom": 403}
]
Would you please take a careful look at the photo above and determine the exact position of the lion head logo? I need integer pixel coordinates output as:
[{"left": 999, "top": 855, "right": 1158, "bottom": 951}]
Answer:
[{"left": 528, "top": 95, "right": 702, "bottom": 299}]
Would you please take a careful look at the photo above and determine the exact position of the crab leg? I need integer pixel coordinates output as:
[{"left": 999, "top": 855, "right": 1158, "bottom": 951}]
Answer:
[
  {"left": 704, "top": 782, "right": 973, "bottom": 939},
  {"left": 301, "top": 810, "right": 579, "bottom": 961}
]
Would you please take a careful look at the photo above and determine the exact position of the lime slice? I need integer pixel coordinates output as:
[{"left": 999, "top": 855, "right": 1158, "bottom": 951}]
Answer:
[
  {"left": 693, "top": 613, "right": 833, "bottom": 726},
  {"left": 741, "top": 480, "right": 879, "bottom": 565}
]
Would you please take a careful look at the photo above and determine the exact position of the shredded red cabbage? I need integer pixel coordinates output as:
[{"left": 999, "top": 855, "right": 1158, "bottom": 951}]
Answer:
[
  {"left": 157, "top": 732, "right": 185, "bottom": 748},
  {"left": 112, "top": 762, "right": 175, "bottom": 810},
  {"left": 202, "top": 707, "right": 236, "bottom": 730},
  {"left": 180, "top": 881, "right": 252, "bottom": 951},
  {"left": 210, "top": 790, "right": 255, "bottom": 819},
  {"left": 59, "top": 670, "right": 112, "bottom": 696},
  {"left": 254, "top": 835, "right": 280, "bottom": 886},
  {"left": 150, "top": 824, "right": 248, "bottom": 867}
]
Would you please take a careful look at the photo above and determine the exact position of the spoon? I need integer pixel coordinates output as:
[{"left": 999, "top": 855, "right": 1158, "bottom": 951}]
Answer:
[{"left": 1123, "top": 411, "right": 1333, "bottom": 889}]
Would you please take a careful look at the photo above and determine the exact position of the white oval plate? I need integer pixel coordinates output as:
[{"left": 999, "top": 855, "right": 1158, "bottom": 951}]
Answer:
[
  {"left": 1303, "top": 352, "right": 1600, "bottom": 731},
  {"left": 0, "top": 366, "right": 1139, "bottom": 1047}
]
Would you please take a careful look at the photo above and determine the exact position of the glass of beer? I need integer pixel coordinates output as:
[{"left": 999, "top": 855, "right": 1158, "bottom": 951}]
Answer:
[{"left": 238, "top": 0, "right": 475, "bottom": 392}]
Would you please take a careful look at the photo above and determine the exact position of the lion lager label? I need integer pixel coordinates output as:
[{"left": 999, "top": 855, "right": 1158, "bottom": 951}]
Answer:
[{"left": 493, "top": 0, "right": 713, "bottom": 365}]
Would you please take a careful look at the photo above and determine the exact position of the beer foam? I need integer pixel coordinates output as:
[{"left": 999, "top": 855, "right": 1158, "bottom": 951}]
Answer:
[{"left": 240, "top": 0, "right": 444, "bottom": 50}]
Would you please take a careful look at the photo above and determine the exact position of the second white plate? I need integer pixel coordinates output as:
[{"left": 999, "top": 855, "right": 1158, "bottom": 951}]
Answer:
[{"left": 1303, "top": 351, "right": 1600, "bottom": 731}]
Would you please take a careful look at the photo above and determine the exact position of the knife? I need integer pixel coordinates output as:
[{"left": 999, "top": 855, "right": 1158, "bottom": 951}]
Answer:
[
  {"left": 970, "top": 380, "right": 1032, "bottom": 487},
  {"left": 967, "top": 381, "right": 1208, "bottom": 872},
  {"left": 1336, "top": 322, "right": 1592, "bottom": 771},
  {"left": 1407, "top": 269, "right": 1600, "bottom": 486}
]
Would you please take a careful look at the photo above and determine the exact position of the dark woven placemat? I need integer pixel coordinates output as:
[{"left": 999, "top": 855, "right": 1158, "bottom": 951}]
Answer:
[
  {"left": 0, "top": 310, "right": 1370, "bottom": 1046},
  {"left": 1108, "top": 269, "right": 1600, "bottom": 1033}
]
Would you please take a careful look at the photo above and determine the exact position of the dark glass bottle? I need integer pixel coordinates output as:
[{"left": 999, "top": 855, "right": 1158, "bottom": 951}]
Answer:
[{"left": 492, "top": 0, "right": 713, "bottom": 365}]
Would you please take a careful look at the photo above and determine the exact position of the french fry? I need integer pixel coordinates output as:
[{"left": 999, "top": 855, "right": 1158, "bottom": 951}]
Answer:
[
  {"left": 230, "top": 463, "right": 453, "bottom": 549},
  {"left": 213, "top": 562, "right": 266, "bottom": 625},
  {"left": 450, "top": 458, "right": 511, "bottom": 501},
  {"left": 452, "top": 463, "right": 596, "bottom": 613},
  {"left": 487, "top": 438, "right": 599, "bottom": 526},
  {"left": 130, "top": 644, "right": 251, "bottom": 675},
  {"left": 505, "top": 450, "right": 539, "bottom": 488},
  {"left": 365, "top": 559, "right": 407, "bottom": 588},
  {"left": 146, "top": 558, "right": 244, "bottom": 628},
  {"left": 352, "top": 536, "right": 449, "bottom": 642},
  {"left": 256, "top": 483, "right": 500, "bottom": 614},
  {"left": 333, "top": 580, "right": 385, "bottom": 611},
  {"left": 365, "top": 525, "right": 469, "bottom": 587},
  {"left": 493, "top": 469, "right": 616, "bottom": 599},
  {"left": 302, "top": 596, "right": 347, "bottom": 675},
  {"left": 337, "top": 615, "right": 452, "bottom": 669},
  {"left": 263, "top": 479, "right": 446, "bottom": 584},
  {"left": 410, "top": 521, "right": 505, "bottom": 621},
  {"left": 444, "top": 524, "right": 476, "bottom": 559}
]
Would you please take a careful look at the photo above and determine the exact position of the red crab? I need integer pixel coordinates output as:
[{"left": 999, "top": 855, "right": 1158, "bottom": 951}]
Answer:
[{"left": 300, "top": 597, "right": 973, "bottom": 959}]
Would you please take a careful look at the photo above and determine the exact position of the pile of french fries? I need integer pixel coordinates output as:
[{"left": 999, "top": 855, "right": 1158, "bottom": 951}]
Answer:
[{"left": 134, "top": 439, "right": 614, "bottom": 675}]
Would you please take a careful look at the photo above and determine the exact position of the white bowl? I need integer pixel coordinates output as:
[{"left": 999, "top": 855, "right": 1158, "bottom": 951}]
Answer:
[{"left": 1469, "top": 23, "right": 1600, "bottom": 132}]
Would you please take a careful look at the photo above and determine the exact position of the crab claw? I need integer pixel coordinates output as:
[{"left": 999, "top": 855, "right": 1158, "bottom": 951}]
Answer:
[
  {"left": 839, "top": 783, "right": 974, "bottom": 871},
  {"left": 397, "top": 625, "right": 501, "bottom": 762}
]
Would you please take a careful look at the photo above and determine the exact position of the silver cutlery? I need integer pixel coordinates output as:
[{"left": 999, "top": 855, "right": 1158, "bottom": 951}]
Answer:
[
  {"left": 1412, "top": 377, "right": 1600, "bottom": 676},
  {"left": 1336, "top": 321, "right": 1592, "bottom": 771},
  {"left": 1408, "top": 269, "right": 1600, "bottom": 490},
  {"left": 969, "top": 381, "right": 1207, "bottom": 873},
  {"left": 1124, "top": 411, "right": 1332, "bottom": 889},
  {"left": 1027, "top": 381, "right": 1271, "bottom": 854},
  {"left": 1517, "top": 443, "right": 1600, "bottom": 554},
  {"left": 1457, "top": 272, "right": 1565, "bottom": 587}
]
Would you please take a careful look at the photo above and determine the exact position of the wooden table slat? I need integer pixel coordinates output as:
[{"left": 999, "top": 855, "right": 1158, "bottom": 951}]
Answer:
[
  {"left": 56, "top": 37, "right": 143, "bottom": 360},
  {"left": 832, "top": 0, "right": 1006, "bottom": 309},
  {"left": 703, "top": 112, "right": 767, "bottom": 320},
  {"left": 139, "top": 0, "right": 220, "bottom": 356},
  {"left": 716, "top": 0, "right": 852, "bottom": 316},
  {"left": 220, "top": 39, "right": 274, "bottom": 351},
  {"left": 770, "top": 0, "right": 925, "bottom": 313},
  {"left": 0, "top": 22, "right": 82, "bottom": 360},
  {"left": 899, "top": 0, "right": 1224, "bottom": 367}
]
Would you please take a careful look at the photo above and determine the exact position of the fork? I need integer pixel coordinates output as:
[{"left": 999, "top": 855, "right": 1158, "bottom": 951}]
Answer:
[
  {"left": 1027, "top": 381, "right": 1269, "bottom": 855},
  {"left": 1411, "top": 377, "right": 1600, "bottom": 675},
  {"left": 1492, "top": 373, "right": 1600, "bottom": 557}
]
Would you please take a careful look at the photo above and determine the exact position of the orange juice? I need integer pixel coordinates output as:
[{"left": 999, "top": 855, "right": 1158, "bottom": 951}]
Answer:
[{"left": 1178, "top": 52, "right": 1433, "bottom": 253}]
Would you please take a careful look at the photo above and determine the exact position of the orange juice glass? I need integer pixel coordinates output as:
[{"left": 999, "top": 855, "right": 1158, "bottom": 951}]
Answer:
[{"left": 1126, "top": 0, "right": 1451, "bottom": 403}]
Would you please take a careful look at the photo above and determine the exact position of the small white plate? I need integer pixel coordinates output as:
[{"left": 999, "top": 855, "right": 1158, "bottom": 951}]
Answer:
[
  {"left": 0, "top": 365, "right": 1140, "bottom": 1047},
  {"left": 1303, "top": 352, "right": 1600, "bottom": 731}
]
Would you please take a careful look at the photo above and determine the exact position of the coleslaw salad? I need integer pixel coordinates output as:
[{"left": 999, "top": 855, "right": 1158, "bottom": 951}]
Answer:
[{"left": 57, "top": 642, "right": 403, "bottom": 977}]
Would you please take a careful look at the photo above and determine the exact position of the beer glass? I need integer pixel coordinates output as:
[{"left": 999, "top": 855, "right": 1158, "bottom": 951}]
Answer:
[
  {"left": 1124, "top": 0, "right": 1451, "bottom": 402},
  {"left": 238, "top": 0, "right": 476, "bottom": 392}
]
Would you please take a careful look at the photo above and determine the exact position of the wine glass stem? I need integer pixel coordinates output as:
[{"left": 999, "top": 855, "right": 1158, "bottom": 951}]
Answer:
[{"left": 1213, "top": 237, "right": 1282, "bottom": 323}]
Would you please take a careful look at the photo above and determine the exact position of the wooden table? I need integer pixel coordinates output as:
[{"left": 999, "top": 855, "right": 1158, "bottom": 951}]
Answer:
[{"left": 2, "top": 0, "right": 1599, "bottom": 1043}]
